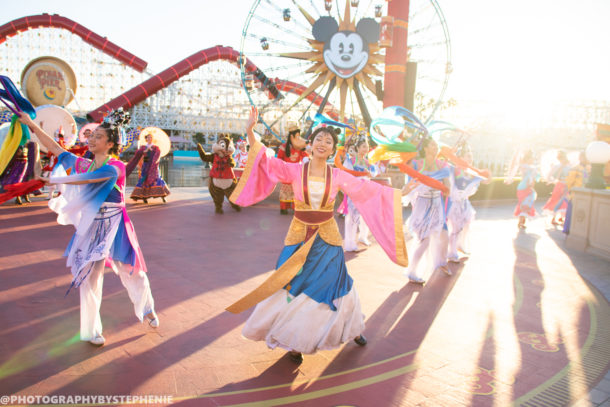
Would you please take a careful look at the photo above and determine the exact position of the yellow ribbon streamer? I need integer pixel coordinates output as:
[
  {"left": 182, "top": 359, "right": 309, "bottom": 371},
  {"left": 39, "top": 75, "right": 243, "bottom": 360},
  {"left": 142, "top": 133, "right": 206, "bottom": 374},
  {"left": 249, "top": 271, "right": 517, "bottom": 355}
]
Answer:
[{"left": 0, "top": 119, "right": 22, "bottom": 175}]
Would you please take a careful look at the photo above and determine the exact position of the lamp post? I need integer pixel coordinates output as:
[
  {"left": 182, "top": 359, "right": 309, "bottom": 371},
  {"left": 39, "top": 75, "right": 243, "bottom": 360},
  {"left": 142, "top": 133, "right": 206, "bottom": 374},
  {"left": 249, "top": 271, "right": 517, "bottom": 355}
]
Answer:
[{"left": 585, "top": 141, "right": 610, "bottom": 189}]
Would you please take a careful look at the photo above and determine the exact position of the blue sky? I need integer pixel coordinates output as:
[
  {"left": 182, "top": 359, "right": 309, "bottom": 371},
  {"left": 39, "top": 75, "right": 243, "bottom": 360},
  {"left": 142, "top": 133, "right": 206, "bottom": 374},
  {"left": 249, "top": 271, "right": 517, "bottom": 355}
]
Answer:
[{"left": 3, "top": 0, "right": 610, "bottom": 105}]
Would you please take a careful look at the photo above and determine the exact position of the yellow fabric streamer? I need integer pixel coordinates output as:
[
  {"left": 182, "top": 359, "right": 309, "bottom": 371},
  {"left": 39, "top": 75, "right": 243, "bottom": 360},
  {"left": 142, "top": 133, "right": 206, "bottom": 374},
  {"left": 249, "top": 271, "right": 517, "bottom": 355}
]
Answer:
[
  {"left": 367, "top": 145, "right": 416, "bottom": 164},
  {"left": 0, "top": 119, "right": 22, "bottom": 175},
  {"left": 226, "top": 231, "right": 319, "bottom": 314}
]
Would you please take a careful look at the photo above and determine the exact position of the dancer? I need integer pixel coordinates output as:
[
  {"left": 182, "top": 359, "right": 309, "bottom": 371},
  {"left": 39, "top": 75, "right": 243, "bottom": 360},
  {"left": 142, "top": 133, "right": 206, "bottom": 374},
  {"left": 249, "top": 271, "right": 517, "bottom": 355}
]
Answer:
[
  {"left": 18, "top": 140, "right": 42, "bottom": 203},
  {"left": 563, "top": 151, "right": 588, "bottom": 234},
  {"left": 342, "top": 133, "right": 373, "bottom": 251},
  {"left": 446, "top": 148, "right": 484, "bottom": 262},
  {"left": 233, "top": 138, "right": 249, "bottom": 168},
  {"left": 402, "top": 137, "right": 452, "bottom": 284},
  {"left": 40, "top": 127, "right": 67, "bottom": 200},
  {"left": 511, "top": 150, "right": 538, "bottom": 229},
  {"left": 0, "top": 138, "right": 39, "bottom": 204},
  {"left": 227, "top": 107, "right": 407, "bottom": 363},
  {"left": 126, "top": 132, "right": 170, "bottom": 203},
  {"left": 197, "top": 136, "right": 241, "bottom": 214},
  {"left": 277, "top": 124, "right": 309, "bottom": 214},
  {"left": 18, "top": 110, "right": 159, "bottom": 347},
  {"left": 542, "top": 150, "right": 570, "bottom": 226}
]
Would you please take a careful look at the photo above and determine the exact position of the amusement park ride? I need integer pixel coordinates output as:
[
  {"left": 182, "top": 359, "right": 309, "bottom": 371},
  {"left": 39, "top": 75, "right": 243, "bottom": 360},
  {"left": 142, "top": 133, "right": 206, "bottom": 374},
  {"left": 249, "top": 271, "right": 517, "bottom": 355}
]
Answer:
[{"left": 0, "top": 0, "right": 452, "bottom": 145}]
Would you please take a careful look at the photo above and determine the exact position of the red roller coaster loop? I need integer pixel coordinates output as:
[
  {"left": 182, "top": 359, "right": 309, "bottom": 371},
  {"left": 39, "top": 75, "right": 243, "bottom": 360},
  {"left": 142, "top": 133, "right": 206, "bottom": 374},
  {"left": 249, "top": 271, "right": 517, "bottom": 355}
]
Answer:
[
  {"left": 88, "top": 46, "right": 336, "bottom": 122},
  {"left": 0, "top": 14, "right": 147, "bottom": 73}
]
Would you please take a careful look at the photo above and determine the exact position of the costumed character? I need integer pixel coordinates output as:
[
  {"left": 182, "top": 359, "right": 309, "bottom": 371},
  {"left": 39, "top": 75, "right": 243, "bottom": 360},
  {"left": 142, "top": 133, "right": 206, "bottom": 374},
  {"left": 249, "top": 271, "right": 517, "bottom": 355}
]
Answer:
[
  {"left": 18, "top": 108, "right": 159, "bottom": 347},
  {"left": 563, "top": 151, "right": 588, "bottom": 234},
  {"left": 197, "top": 136, "right": 241, "bottom": 214},
  {"left": 341, "top": 133, "right": 374, "bottom": 251},
  {"left": 277, "top": 124, "right": 309, "bottom": 214},
  {"left": 542, "top": 150, "right": 570, "bottom": 226},
  {"left": 226, "top": 107, "right": 408, "bottom": 363},
  {"left": 125, "top": 128, "right": 170, "bottom": 203},
  {"left": 506, "top": 149, "right": 538, "bottom": 229}
]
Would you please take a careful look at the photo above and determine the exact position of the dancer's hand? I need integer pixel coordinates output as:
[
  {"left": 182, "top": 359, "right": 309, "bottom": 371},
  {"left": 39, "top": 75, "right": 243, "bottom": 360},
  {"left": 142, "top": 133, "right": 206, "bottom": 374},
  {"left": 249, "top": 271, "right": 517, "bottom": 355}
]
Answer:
[
  {"left": 247, "top": 106, "right": 258, "bottom": 131},
  {"left": 246, "top": 106, "right": 259, "bottom": 146},
  {"left": 35, "top": 175, "right": 52, "bottom": 185},
  {"left": 401, "top": 179, "right": 419, "bottom": 195},
  {"left": 17, "top": 111, "right": 35, "bottom": 127}
]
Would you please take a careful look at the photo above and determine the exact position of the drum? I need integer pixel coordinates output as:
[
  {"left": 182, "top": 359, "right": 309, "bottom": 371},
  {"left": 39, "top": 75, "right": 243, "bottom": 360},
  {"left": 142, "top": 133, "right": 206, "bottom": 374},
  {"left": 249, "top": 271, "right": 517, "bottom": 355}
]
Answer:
[
  {"left": 371, "top": 177, "right": 392, "bottom": 187},
  {"left": 78, "top": 123, "right": 99, "bottom": 143},
  {"left": 33, "top": 105, "right": 77, "bottom": 151}
]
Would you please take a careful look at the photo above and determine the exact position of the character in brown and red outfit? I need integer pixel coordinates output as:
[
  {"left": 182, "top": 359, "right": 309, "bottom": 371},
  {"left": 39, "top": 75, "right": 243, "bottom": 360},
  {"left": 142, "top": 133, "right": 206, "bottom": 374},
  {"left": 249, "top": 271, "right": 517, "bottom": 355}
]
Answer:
[{"left": 197, "top": 136, "right": 241, "bottom": 214}]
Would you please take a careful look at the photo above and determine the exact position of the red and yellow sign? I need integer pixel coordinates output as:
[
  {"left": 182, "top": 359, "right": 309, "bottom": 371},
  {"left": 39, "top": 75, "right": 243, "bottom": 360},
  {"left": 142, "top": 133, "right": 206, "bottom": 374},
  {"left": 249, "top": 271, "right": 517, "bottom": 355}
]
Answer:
[{"left": 20, "top": 56, "right": 77, "bottom": 107}]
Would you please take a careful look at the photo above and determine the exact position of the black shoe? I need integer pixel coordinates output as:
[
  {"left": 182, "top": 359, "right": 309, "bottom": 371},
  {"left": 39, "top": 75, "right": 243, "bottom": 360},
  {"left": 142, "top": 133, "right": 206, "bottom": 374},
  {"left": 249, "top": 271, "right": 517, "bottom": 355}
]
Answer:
[
  {"left": 354, "top": 335, "right": 367, "bottom": 346},
  {"left": 215, "top": 207, "right": 224, "bottom": 214},
  {"left": 232, "top": 205, "right": 241, "bottom": 212},
  {"left": 280, "top": 209, "right": 288, "bottom": 215},
  {"left": 288, "top": 351, "right": 303, "bottom": 364},
  {"left": 161, "top": 197, "right": 167, "bottom": 203},
  {"left": 15, "top": 196, "right": 22, "bottom": 205},
  {"left": 143, "top": 198, "right": 148, "bottom": 204}
]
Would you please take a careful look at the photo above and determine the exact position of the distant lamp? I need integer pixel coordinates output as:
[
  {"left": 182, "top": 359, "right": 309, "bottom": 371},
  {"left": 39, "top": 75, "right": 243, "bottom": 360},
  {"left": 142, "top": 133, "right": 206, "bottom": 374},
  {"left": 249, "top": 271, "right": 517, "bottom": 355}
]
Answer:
[
  {"left": 283, "top": 8, "right": 291, "bottom": 21},
  {"left": 375, "top": 5, "right": 383, "bottom": 17},
  {"left": 585, "top": 141, "right": 610, "bottom": 189},
  {"left": 260, "top": 37, "right": 269, "bottom": 50},
  {"left": 325, "top": 0, "right": 332, "bottom": 11},
  {"left": 351, "top": 0, "right": 360, "bottom": 6}
]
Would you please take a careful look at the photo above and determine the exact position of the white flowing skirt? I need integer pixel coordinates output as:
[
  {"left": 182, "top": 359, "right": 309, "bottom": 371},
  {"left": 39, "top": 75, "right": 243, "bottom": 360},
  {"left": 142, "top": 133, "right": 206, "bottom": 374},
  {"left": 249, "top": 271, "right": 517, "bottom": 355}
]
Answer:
[
  {"left": 407, "top": 195, "right": 444, "bottom": 241},
  {"left": 66, "top": 204, "right": 123, "bottom": 290},
  {"left": 447, "top": 198, "right": 475, "bottom": 235},
  {"left": 243, "top": 289, "right": 365, "bottom": 354}
]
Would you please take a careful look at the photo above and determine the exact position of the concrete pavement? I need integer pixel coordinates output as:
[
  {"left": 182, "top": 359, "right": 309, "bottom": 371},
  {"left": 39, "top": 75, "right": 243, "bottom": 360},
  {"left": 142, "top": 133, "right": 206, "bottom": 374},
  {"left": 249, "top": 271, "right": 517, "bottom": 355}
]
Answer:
[{"left": 1, "top": 187, "right": 609, "bottom": 406}]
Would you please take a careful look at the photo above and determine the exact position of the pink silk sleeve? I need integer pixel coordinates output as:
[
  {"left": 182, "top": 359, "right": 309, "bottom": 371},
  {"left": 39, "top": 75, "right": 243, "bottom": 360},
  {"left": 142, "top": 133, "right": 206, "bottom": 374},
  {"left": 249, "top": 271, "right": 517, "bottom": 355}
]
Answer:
[
  {"left": 335, "top": 169, "right": 408, "bottom": 267},
  {"left": 230, "top": 141, "right": 299, "bottom": 207}
]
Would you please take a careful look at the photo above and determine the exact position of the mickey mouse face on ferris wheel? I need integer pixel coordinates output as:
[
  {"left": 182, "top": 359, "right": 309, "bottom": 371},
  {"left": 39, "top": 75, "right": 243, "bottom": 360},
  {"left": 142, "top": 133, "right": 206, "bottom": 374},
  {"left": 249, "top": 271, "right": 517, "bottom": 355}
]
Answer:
[{"left": 313, "top": 16, "right": 380, "bottom": 79}]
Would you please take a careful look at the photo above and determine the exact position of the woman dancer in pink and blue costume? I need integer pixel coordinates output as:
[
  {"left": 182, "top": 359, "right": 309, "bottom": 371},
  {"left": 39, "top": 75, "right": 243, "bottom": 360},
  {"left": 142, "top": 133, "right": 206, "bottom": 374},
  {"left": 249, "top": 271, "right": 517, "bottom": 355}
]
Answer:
[
  {"left": 226, "top": 107, "right": 408, "bottom": 363},
  {"left": 18, "top": 110, "right": 159, "bottom": 347}
]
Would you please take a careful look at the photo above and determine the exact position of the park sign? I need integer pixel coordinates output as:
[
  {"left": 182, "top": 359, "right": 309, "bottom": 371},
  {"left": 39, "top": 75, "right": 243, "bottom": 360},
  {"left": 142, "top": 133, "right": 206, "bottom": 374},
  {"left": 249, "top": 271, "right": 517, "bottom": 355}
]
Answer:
[{"left": 20, "top": 56, "right": 77, "bottom": 107}]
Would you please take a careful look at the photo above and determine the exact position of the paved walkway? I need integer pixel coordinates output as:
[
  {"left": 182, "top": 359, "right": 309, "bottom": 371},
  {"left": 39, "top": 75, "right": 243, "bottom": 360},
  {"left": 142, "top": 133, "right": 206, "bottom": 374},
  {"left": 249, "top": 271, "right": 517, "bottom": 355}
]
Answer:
[{"left": 1, "top": 188, "right": 609, "bottom": 407}]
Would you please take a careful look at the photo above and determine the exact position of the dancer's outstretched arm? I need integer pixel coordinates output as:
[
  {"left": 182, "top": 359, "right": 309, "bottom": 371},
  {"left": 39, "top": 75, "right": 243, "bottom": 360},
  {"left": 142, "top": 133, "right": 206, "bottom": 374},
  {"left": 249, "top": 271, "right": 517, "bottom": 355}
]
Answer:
[
  {"left": 17, "top": 112, "right": 66, "bottom": 158},
  {"left": 245, "top": 106, "right": 258, "bottom": 147}
]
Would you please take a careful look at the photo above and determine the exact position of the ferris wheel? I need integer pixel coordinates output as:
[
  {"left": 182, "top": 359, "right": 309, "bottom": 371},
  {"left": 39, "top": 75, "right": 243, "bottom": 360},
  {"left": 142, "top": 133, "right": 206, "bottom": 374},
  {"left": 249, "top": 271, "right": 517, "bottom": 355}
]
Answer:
[{"left": 240, "top": 0, "right": 452, "bottom": 139}]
